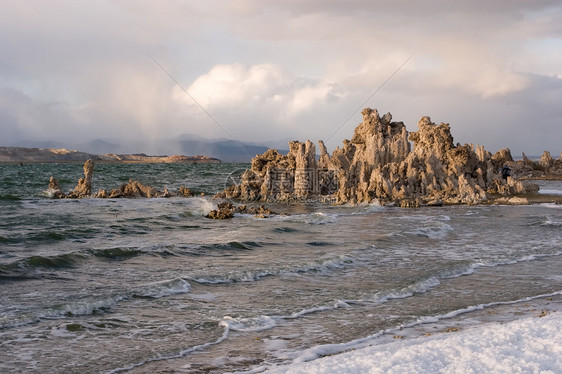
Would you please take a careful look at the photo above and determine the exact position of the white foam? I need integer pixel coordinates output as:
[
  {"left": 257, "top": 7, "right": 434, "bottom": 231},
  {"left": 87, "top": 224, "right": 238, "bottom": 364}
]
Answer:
[
  {"left": 370, "top": 277, "right": 441, "bottom": 303},
  {"left": 184, "top": 197, "right": 217, "bottom": 216},
  {"left": 239, "top": 266, "right": 478, "bottom": 333},
  {"left": 349, "top": 201, "right": 386, "bottom": 214},
  {"left": 190, "top": 255, "right": 355, "bottom": 284},
  {"left": 39, "top": 295, "right": 125, "bottom": 319},
  {"left": 36, "top": 278, "right": 192, "bottom": 322},
  {"left": 43, "top": 188, "right": 58, "bottom": 199},
  {"left": 539, "top": 203, "right": 562, "bottom": 209},
  {"left": 538, "top": 188, "right": 562, "bottom": 195},
  {"left": 134, "top": 277, "right": 191, "bottom": 298},
  {"left": 107, "top": 321, "right": 230, "bottom": 373},
  {"left": 405, "top": 221, "right": 454, "bottom": 239},
  {"left": 221, "top": 315, "right": 277, "bottom": 332},
  {"left": 277, "top": 212, "right": 339, "bottom": 225},
  {"left": 540, "top": 216, "right": 561, "bottom": 226},
  {"left": 285, "top": 301, "right": 349, "bottom": 320},
  {"left": 478, "top": 251, "right": 562, "bottom": 269},
  {"left": 268, "top": 311, "right": 562, "bottom": 374}
]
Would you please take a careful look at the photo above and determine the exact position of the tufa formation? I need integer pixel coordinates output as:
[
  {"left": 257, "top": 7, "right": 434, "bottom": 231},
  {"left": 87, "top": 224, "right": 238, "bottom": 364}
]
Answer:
[
  {"left": 47, "top": 159, "right": 191, "bottom": 199},
  {"left": 218, "top": 108, "right": 555, "bottom": 206}
]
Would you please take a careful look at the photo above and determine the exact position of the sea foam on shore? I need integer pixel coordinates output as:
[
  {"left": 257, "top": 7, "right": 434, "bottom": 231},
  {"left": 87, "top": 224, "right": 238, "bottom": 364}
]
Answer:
[{"left": 267, "top": 311, "right": 561, "bottom": 374}]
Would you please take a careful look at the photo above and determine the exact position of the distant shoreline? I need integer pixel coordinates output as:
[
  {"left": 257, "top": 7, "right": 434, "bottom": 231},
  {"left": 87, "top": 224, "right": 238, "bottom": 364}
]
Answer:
[
  {"left": 0, "top": 146, "right": 221, "bottom": 164},
  {"left": 0, "top": 160, "right": 222, "bottom": 164}
]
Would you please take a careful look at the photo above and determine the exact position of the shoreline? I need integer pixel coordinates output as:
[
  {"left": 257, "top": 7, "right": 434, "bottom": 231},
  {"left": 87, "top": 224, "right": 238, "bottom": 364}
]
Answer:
[
  {"left": 0, "top": 160, "right": 222, "bottom": 164},
  {"left": 266, "top": 292, "right": 562, "bottom": 373}
]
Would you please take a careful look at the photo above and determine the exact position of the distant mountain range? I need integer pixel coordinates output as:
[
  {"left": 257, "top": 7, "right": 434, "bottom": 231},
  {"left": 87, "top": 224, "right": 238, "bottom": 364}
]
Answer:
[
  {"left": 3, "top": 136, "right": 290, "bottom": 162},
  {"left": 174, "top": 139, "right": 274, "bottom": 162}
]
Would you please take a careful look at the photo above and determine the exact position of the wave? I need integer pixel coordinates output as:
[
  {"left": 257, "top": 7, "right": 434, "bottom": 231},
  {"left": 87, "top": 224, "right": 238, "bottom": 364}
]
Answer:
[
  {"left": 221, "top": 315, "right": 277, "bottom": 332},
  {"left": 0, "top": 247, "right": 155, "bottom": 281},
  {"left": 219, "top": 300, "right": 351, "bottom": 336},
  {"left": 200, "top": 241, "right": 263, "bottom": 251},
  {"left": 1, "top": 227, "right": 102, "bottom": 246},
  {"left": 540, "top": 216, "right": 561, "bottom": 226},
  {"left": 133, "top": 278, "right": 191, "bottom": 298},
  {"left": 189, "top": 243, "right": 560, "bottom": 288},
  {"left": 272, "top": 212, "right": 339, "bottom": 225},
  {"left": 88, "top": 247, "right": 143, "bottom": 260},
  {"left": 39, "top": 295, "right": 126, "bottom": 320},
  {"left": 213, "top": 253, "right": 561, "bottom": 344},
  {"left": 0, "top": 253, "right": 86, "bottom": 278},
  {"left": 404, "top": 221, "right": 454, "bottom": 239},
  {"left": 183, "top": 197, "right": 217, "bottom": 216},
  {"left": 0, "top": 241, "right": 273, "bottom": 281},
  {"left": 28, "top": 230, "right": 67, "bottom": 242},
  {"left": 189, "top": 255, "right": 355, "bottom": 284},
  {"left": 107, "top": 319, "right": 229, "bottom": 374},
  {"left": 0, "top": 277, "right": 193, "bottom": 329},
  {"left": 0, "top": 235, "right": 22, "bottom": 244},
  {"left": 306, "top": 241, "right": 334, "bottom": 246},
  {"left": 539, "top": 203, "right": 562, "bottom": 209},
  {"left": 273, "top": 227, "right": 300, "bottom": 233},
  {"left": 538, "top": 189, "right": 562, "bottom": 196},
  {"left": 0, "top": 193, "right": 21, "bottom": 201}
]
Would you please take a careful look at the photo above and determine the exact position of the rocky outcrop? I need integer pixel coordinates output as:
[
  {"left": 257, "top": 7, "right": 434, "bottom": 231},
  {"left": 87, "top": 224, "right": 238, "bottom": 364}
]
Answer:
[
  {"left": 511, "top": 151, "right": 562, "bottom": 180},
  {"left": 96, "top": 179, "right": 161, "bottom": 198},
  {"left": 101, "top": 154, "right": 221, "bottom": 163},
  {"left": 206, "top": 202, "right": 276, "bottom": 219},
  {"left": 49, "top": 159, "right": 195, "bottom": 199},
  {"left": 178, "top": 186, "right": 194, "bottom": 197},
  {"left": 66, "top": 159, "right": 94, "bottom": 198},
  {"left": 219, "top": 108, "right": 543, "bottom": 206},
  {"left": 47, "top": 177, "right": 64, "bottom": 198},
  {"left": 93, "top": 179, "right": 179, "bottom": 199}
]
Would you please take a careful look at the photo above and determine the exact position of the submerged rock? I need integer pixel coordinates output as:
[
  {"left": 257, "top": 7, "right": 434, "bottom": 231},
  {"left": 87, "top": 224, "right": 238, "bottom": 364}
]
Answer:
[
  {"left": 179, "top": 186, "right": 194, "bottom": 197},
  {"left": 219, "top": 108, "right": 542, "bottom": 206}
]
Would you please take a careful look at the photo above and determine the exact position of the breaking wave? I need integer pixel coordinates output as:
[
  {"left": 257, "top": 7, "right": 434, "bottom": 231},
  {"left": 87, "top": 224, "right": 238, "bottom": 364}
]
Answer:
[{"left": 189, "top": 255, "right": 355, "bottom": 284}]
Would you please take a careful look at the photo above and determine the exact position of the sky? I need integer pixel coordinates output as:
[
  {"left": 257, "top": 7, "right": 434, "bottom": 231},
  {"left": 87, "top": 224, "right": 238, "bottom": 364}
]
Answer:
[{"left": 1, "top": 0, "right": 561, "bottom": 156}]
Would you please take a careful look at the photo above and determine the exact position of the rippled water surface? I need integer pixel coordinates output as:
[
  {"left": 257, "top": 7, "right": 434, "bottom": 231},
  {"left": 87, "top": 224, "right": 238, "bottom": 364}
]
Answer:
[{"left": 0, "top": 163, "right": 561, "bottom": 373}]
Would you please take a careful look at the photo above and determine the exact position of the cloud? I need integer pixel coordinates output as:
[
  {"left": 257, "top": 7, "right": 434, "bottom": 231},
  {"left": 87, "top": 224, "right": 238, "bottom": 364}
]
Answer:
[
  {"left": 0, "top": 0, "right": 561, "bottom": 156},
  {"left": 183, "top": 63, "right": 341, "bottom": 115}
]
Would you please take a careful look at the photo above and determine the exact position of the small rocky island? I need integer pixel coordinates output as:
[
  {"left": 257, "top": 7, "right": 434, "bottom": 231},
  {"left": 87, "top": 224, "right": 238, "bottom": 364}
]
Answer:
[
  {"left": 217, "top": 108, "right": 561, "bottom": 207},
  {"left": 47, "top": 159, "right": 195, "bottom": 199}
]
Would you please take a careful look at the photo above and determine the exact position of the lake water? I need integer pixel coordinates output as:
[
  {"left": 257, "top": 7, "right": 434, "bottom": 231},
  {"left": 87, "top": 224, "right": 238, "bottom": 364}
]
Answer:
[{"left": 1, "top": 163, "right": 561, "bottom": 373}]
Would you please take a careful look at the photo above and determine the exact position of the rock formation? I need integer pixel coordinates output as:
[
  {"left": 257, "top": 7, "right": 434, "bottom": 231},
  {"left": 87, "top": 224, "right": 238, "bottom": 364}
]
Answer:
[
  {"left": 219, "top": 108, "right": 542, "bottom": 206},
  {"left": 179, "top": 186, "right": 194, "bottom": 197},
  {"left": 47, "top": 177, "right": 64, "bottom": 199},
  {"left": 48, "top": 159, "right": 195, "bottom": 199},
  {"left": 66, "top": 159, "right": 94, "bottom": 198},
  {"left": 510, "top": 151, "right": 562, "bottom": 180},
  {"left": 206, "top": 202, "right": 275, "bottom": 219}
]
